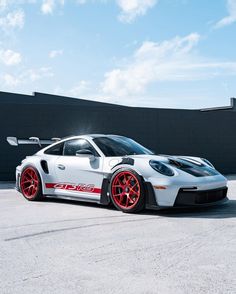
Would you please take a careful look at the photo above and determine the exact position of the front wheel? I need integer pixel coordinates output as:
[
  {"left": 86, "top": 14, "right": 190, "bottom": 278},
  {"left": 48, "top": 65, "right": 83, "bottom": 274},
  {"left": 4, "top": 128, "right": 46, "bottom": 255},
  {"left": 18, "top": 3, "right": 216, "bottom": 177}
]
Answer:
[
  {"left": 109, "top": 169, "right": 145, "bottom": 213},
  {"left": 20, "top": 166, "right": 44, "bottom": 201}
]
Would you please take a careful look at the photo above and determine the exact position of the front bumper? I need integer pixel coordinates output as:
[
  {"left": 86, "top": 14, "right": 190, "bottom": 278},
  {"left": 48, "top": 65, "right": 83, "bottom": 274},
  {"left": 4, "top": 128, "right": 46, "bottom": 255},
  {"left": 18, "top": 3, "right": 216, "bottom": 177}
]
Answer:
[
  {"left": 148, "top": 173, "right": 228, "bottom": 207},
  {"left": 174, "top": 186, "right": 228, "bottom": 207}
]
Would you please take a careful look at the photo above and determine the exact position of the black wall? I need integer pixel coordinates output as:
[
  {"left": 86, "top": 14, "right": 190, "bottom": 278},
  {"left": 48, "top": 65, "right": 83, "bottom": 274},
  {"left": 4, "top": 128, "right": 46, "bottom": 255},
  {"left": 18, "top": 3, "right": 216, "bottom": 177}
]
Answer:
[{"left": 0, "top": 91, "right": 236, "bottom": 180}]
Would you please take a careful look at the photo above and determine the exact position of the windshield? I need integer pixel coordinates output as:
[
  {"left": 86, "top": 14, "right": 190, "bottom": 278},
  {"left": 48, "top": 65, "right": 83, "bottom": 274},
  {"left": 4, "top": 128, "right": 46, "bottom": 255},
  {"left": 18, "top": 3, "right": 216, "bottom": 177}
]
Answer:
[{"left": 93, "top": 136, "right": 154, "bottom": 157}]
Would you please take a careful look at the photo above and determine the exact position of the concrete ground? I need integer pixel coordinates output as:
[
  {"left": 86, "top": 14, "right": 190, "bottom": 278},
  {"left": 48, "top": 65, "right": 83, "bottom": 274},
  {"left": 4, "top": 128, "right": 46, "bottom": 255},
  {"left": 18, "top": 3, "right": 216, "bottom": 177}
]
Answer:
[{"left": 0, "top": 177, "right": 235, "bottom": 294}]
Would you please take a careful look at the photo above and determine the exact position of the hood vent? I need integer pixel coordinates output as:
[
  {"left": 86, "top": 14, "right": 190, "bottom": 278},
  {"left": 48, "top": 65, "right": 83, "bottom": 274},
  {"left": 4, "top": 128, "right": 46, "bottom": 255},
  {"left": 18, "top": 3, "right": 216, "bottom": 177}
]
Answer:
[{"left": 168, "top": 158, "right": 218, "bottom": 177}]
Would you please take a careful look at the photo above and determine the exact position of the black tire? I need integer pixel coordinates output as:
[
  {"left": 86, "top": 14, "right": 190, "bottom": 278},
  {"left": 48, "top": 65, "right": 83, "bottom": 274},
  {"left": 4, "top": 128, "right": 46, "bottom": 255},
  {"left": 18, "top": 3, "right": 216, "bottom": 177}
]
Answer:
[
  {"left": 20, "top": 166, "right": 44, "bottom": 201},
  {"left": 109, "top": 168, "right": 145, "bottom": 213}
]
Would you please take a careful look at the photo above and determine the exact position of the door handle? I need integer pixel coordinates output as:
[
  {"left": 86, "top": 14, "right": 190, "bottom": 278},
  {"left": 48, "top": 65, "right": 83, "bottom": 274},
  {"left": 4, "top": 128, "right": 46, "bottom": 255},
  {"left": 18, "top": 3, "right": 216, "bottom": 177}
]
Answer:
[{"left": 57, "top": 164, "right": 65, "bottom": 170}]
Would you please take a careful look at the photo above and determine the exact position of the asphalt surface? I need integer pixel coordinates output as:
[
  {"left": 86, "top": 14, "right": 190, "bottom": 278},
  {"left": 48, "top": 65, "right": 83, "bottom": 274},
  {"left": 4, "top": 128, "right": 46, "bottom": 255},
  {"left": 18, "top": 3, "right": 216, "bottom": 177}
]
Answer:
[{"left": 0, "top": 177, "right": 236, "bottom": 294}]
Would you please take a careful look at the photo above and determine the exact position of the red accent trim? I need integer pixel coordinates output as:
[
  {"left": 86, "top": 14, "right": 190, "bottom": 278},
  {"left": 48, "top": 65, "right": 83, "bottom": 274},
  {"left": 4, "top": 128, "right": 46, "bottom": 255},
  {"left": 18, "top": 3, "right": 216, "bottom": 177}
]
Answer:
[
  {"left": 45, "top": 183, "right": 101, "bottom": 194},
  {"left": 45, "top": 183, "right": 55, "bottom": 189}
]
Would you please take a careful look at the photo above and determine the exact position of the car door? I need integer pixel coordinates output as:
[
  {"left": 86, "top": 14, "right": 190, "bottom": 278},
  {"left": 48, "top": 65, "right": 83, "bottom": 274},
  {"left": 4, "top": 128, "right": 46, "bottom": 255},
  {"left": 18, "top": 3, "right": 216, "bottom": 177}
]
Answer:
[{"left": 53, "top": 138, "right": 104, "bottom": 201}]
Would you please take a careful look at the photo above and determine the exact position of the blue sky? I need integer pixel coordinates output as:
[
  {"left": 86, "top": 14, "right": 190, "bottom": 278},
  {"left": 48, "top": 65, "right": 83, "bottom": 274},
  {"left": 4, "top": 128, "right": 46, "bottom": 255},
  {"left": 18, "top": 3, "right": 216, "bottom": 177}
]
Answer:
[{"left": 0, "top": 0, "right": 236, "bottom": 108}]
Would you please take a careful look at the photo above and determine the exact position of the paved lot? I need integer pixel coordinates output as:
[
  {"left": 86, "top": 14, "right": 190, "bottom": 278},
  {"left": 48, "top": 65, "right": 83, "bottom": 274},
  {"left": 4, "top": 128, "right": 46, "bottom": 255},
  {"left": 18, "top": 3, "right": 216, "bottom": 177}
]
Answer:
[{"left": 0, "top": 177, "right": 236, "bottom": 294}]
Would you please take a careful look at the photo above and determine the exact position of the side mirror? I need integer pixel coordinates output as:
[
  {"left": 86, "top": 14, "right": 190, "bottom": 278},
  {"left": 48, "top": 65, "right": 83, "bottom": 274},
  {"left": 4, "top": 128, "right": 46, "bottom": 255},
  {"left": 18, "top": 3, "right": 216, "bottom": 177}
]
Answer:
[{"left": 76, "top": 149, "right": 95, "bottom": 161}]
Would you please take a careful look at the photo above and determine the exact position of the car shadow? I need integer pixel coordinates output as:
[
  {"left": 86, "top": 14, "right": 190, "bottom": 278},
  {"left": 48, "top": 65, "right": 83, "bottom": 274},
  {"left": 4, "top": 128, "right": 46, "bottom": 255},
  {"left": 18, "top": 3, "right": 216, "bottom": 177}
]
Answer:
[
  {"left": 44, "top": 197, "right": 117, "bottom": 210},
  {"left": 44, "top": 197, "right": 236, "bottom": 219},
  {"left": 142, "top": 200, "right": 236, "bottom": 219},
  {"left": 0, "top": 182, "right": 15, "bottom": 190}
]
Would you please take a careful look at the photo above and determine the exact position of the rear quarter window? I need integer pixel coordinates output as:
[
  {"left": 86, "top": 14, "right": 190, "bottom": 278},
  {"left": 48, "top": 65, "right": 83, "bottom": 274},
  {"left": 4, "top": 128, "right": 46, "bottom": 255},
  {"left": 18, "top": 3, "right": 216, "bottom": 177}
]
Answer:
[{"left": 44, "top": 142, "right": 64, "bottom": 155}]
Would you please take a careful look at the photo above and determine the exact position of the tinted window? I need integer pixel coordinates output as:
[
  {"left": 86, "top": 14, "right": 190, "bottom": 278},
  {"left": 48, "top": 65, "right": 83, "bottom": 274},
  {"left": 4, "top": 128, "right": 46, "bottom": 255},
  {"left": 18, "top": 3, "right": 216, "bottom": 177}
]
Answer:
[
  {"left": 93, "top": 136, "right": 154, "bottom": 157},
  {"left": 44, "top": 142, "right": 64, "bottom": 155},
  {"left": 63, "top": 139, "right": 98, "bottom": 156}
]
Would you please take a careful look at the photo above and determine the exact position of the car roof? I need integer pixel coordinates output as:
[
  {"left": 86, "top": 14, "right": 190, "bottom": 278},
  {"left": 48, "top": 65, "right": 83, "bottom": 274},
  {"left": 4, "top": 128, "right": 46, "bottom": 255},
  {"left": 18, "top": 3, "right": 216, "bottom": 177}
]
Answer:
[
  {"left": 89, "top": 134, "right": 124, "bottom": 139},
  {"left": 62, "top": 134, "right": 124, "bottom": 140},
  {"left": 38, "top": 134, "right": 125, "bottom": 155}
]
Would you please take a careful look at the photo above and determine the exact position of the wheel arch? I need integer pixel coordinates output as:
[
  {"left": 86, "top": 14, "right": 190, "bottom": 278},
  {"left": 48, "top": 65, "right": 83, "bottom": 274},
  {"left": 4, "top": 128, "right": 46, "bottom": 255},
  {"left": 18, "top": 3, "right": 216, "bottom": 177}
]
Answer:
[
  {"left": 111, "top": 164, "right": 145, "bottom": 180},
  {"left": 100, "top": 165, "right": 159, "bottom": 210},
  {"left": 100, "top": 165, "right": 142, "bottom": 206}
]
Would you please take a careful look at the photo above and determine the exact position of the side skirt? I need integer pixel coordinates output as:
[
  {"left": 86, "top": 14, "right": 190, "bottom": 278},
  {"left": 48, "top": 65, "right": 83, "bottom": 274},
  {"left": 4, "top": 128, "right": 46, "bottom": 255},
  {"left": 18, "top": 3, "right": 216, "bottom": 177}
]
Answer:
[
  {"left": 100, "top": 178, "right": 111, "bottom": 205},
  {"left": 46, "top": 194, "right": 101, "bottom": 204}
]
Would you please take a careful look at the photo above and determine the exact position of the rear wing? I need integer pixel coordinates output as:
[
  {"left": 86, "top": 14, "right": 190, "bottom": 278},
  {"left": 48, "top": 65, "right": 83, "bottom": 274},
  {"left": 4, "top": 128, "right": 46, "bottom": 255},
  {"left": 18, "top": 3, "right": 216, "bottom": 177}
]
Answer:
[{"left": 7, "top": 137, "right": 61, "bottom": 147}]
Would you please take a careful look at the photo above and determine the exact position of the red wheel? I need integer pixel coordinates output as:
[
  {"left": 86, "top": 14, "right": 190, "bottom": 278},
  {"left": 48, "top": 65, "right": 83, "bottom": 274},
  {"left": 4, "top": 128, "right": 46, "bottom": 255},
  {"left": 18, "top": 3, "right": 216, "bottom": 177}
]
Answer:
[
  {"left": 110, "top": 169, "right": 145, "bottom": 213},
  {"left": 20, "top": 167, "right": 43, "bottom": 201}
]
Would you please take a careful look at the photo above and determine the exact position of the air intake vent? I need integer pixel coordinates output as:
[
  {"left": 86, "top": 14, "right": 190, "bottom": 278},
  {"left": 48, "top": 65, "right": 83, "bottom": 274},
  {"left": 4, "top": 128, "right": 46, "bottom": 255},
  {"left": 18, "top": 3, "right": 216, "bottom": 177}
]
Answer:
[{"left": 41, "top": 160, "right": 49, "bottom": 174}]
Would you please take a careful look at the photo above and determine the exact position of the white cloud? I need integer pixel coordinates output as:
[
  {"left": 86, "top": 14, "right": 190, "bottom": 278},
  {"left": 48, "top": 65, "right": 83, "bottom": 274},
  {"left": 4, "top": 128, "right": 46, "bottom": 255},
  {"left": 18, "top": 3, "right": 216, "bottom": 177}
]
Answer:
[
  {"left": 75, "top": 0, "right": 157, "bottom": 22},
  {"left": 0, "top": 9, "right": 25, "bottom": 30},
  {"left": 41, "top": 0, "right": 65, "bottom": 14},
  {"left": 68, "top": 80, "right": 91, "bottom": 96},
  {"left": 41, "top": 0, "right": 55, "bottom": 14},
  {"left": 49, "top": 49, "right": 63, "bottom": 58},
  {"left": 2, "top": 67, "right": 54, "bottom": 88},
  {"left": 0, "top": 0, "right": 156, "bottom": 23},
  {"left": 102, "top": 33, "right": 236, "bottom": 97},
  {"left": 0, "top": 49, "right": 22, "bottom": 65},
  {"left": 214, "top": 0, "right": 236, "bottom": 28},
  {"left": 3, "top": 73, "right": 20, "bottom": 86},
  {"left": 117, "top": 0, "right": 157, "bottom": 23},
  {"left": 24, "top": 67, "right": 54, "bottom": 81},
  {"left": 0, "top": 0, "right": 8, "bottom": 11}
]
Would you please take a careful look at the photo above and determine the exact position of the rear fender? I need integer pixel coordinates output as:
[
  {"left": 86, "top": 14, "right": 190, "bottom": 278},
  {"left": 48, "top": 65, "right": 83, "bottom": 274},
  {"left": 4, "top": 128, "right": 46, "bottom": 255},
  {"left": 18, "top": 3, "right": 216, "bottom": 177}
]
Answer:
[{"left": 17, "top": 157, "right": 49, "bottom": 195}]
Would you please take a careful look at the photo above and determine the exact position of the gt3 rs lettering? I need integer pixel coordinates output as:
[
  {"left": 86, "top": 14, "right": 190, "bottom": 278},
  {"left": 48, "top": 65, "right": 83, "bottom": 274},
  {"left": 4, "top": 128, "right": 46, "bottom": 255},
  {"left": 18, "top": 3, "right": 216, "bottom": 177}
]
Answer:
[
  {"left": 54, "top": 183, "right": 95, "bottom": 191},
  {"left": 45, "top": 183, "right": 101, "bottom": 194}
]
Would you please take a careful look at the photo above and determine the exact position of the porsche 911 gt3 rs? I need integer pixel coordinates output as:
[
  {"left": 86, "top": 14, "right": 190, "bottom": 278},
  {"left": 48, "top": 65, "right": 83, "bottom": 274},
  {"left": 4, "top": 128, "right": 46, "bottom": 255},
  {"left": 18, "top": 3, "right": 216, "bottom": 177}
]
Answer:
[{"left": 8, "top": 134, "right": 228, "bottom": 213}]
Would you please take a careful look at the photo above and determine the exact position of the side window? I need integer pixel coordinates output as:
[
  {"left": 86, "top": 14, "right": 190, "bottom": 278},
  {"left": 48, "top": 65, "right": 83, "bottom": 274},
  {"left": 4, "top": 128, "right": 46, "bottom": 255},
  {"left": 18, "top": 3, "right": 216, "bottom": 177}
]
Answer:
[
  {"left": 44, "top": 142, "right": 64, "bottom": 155},
  {"left": 63, "top": 139, "right": 99, "bottom": 156}
]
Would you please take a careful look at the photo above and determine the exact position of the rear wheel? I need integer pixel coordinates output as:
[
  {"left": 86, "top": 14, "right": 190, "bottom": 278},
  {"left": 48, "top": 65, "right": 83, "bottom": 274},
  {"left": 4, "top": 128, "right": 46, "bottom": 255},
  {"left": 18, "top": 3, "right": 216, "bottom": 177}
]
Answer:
[
  {"left": 110, "top": 169, "right": 145, "bottom": 213},
  {"left": 20, "top": 166, "right": 44, "bottom": 201}
]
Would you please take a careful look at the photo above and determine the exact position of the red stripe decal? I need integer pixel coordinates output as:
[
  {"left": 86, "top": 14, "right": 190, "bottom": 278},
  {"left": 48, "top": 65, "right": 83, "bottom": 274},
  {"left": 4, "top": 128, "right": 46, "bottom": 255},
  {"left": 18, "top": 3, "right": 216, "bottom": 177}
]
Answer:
[{"left": 45, "top": 183, "right": 101, "bottom": 194}]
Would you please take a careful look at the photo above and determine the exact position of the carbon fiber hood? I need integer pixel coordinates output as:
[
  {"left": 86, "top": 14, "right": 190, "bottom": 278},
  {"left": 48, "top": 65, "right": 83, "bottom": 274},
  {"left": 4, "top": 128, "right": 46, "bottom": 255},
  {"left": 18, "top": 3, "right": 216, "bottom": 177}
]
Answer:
[
  {"left": 130, "top": 154, "right": 219, "bottom": 177},
  {"left": 166, "top": 157, "right": 219, "bottom": 177}
]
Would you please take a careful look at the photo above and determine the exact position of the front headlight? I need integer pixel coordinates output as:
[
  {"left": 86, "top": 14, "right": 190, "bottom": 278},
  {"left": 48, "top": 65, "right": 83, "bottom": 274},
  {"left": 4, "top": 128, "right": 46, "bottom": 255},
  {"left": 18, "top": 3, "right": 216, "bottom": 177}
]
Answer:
[
  {"left": 149, "top": 160, "right": 174, "bottom": 176},
  {"left": 201, "top": 158, "right": 215, "bottom": 169}
]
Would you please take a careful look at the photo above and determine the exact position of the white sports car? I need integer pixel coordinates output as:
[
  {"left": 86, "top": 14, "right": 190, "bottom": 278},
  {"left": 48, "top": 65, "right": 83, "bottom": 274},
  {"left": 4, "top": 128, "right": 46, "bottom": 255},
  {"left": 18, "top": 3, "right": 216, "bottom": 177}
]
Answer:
[{"left": 8, "top": 134, "right": 228, "bottom": 213}]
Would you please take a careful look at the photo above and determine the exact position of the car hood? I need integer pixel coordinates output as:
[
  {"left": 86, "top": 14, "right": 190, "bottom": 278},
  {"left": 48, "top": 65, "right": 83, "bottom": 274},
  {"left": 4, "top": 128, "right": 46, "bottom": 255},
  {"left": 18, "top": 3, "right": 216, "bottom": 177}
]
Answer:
[
  {"left": 115, "top": 154, "right": 220, "bottom": 177},
  {"left": 127, "top": 154, "right": 204, "bottom": 164},
  {"left": 127, "top": 154, "right": 206, "bottom": 165}
]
